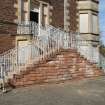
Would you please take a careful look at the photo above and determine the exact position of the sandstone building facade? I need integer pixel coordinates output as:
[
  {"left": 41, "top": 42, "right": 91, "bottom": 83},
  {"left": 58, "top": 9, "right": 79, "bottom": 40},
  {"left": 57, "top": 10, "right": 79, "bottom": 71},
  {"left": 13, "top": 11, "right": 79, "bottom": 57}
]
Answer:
[
  {"left": 0, "top": 0, "right": 98, "bottom": 55},
  {"left": 0, "top": 0, "right": 104, "bottom": 88},
  {"left": 0, "top": 0, "right": 99, "bottom": 42},
  {"left": 0, "top": 0, "right": 99, "bottom": 34}
]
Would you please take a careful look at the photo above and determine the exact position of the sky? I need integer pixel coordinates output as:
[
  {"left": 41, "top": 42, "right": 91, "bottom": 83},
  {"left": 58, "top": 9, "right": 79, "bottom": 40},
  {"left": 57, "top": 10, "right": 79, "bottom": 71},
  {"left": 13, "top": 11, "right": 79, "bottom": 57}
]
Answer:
[{"left": 99, "top": 0, "right": 105, "bottom": 45}]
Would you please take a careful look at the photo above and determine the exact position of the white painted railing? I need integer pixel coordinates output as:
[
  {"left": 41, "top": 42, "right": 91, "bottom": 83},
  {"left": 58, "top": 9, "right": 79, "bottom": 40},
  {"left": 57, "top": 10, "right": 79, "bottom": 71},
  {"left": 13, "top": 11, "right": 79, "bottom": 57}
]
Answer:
[
  {"left": 75, "top": 34, "right": 100, "bottom": 63},
  {"left": 74, "top": 33, "right": 105, "bottom": 70},
  {"left": 0, "top": 22, "right": 77, "bottom": 87},
  {"left": 0, "top": 21, "right": 105, "bottom": 91},
  {"left": 99, "top": 54, "right": 105, "bottom": 71}
]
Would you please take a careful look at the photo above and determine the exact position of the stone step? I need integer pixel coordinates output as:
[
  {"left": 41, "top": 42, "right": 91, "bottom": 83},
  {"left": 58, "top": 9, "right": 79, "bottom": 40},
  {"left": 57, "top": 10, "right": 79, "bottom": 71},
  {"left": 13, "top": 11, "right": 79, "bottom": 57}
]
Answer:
[{"left": 7, "top": 49, "right": 104, "bottom": 87}]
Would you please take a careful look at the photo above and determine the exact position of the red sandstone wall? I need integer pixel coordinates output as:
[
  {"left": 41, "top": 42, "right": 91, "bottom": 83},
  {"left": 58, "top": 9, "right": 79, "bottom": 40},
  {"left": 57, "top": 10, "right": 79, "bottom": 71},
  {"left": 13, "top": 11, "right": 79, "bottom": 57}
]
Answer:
[
  {"left": 48, "top": 0, "right": 77, "bottom": 31},
  {"left": 0, "top": 0, "right": 78, "bottom": 34},
  {"left": 0, "top": 0, "right": 18, "bottom": 34},
  {"left": 69, "top": 0, "right": 78, "bottom": 32},
  {"left": 0, "top": 35, "right": 16, "bottom": 54},
  {"left": 49, "top": 0, "right": 64, "bottom": 28}
]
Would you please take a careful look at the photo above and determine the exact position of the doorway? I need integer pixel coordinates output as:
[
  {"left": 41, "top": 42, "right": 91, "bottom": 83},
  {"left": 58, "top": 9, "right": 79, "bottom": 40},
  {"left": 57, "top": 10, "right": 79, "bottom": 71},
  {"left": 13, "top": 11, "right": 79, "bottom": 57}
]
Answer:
[{"left": 30, "top": 11, "right": 39, "bottom": 23}]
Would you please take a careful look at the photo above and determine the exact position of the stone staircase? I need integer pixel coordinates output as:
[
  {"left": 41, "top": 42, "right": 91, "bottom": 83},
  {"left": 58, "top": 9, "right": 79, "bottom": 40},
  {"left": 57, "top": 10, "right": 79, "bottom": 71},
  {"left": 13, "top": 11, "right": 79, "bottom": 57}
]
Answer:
[
  {"left": 0, "top": 21, "right": 104, "bottom": 89},
  {"left": 8, "top": 49, "right": 104, "bottom": 88}
]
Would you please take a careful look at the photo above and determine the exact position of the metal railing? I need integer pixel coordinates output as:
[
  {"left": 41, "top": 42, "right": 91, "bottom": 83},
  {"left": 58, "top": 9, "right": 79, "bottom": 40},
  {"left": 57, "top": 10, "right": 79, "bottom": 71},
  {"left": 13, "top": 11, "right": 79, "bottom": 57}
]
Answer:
[
  {"left": 17, "top": 21, "right": 38, "bottom": 35},
  {"left": 0, "top": 64, "right": 6, "bottom": 92},
  {"left": 99, "top": 54, "right": 105, "bottom": 71},
  {"left": 0, "top": 22, "right": 78, "bottom": 88},
  {"left": 75, "top": 34, "right": 100, "bottom": 64},
  {"left": 0, "top": 21, "right": 105, "bottom": 91}
]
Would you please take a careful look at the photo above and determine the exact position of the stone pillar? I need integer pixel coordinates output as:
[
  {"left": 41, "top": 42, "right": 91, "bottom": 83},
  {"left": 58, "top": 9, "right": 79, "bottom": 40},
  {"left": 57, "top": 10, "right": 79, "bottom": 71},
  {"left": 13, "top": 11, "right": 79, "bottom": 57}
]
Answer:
[
  {"left": 39, "top": 2, "right": 42, "bottom": 26},
  {"left": 46, "top": 4, "right": 50, "bottom": 25},
  {"left": 64, "top": 0, "right": 70, "bottom": 32},
  {"left": 77, "top": 0, "right": 100, "bottom": 63},
  {"left": 77, "top": 0, "right": 99, "bottom": 41},
  {"left": 28, "top": 0, "right": 31, "bottom": 21},
  {"left": 88, "top": 11, "right": 92, "bottom": 33},
  {"left": 18, "top": 0, "right": 22, "bottom": 22}
]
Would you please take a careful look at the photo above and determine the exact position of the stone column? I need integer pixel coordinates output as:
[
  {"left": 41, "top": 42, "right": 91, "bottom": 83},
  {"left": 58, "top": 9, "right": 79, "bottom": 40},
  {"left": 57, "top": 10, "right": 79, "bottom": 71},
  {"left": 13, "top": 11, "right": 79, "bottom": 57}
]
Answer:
[
  {"left": 77, "top": 0, "right": 100, "bottom": 63},
  {"left": 38, "top": 2, "right": 43, "bottom": 36},
  {"left": 39, "top": 2, "right": 43, "bottom": 26},
  {"left": 78, "top": 0, "right": 99, "bottom": 41},
  {"left": 88, "top": 11, "right": 92, "bottom": 34},
  {"left": 64, "top": 0, "right": 70, "bottom": 32},
  {"left": 47, "top": 4, "right": 50, "bottom": 25},
  {"left": 28, "top": 0, "right": 31, "bottom": 21},
  {"left": 18, "top": 0, "right": 22, "bottom": 23}
]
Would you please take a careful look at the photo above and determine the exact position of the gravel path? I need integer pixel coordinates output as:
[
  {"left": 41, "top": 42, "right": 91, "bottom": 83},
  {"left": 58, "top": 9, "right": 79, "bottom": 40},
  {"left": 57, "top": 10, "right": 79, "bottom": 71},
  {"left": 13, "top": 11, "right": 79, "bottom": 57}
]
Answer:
[{"left": 0, "top": 77, "right": 105, "bottom": 105}]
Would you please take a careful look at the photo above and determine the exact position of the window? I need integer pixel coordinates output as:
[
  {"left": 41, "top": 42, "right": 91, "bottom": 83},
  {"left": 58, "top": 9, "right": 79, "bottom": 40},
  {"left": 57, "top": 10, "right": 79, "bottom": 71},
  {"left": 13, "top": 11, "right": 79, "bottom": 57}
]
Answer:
[
  {"left": 92, "top": 15, "right": 98, "bottom": 34},
  {"left": 30, "top": 11, "right": 39, "bottom": 23},
  {"left": 79, "top": 14, "right": 89, "bottom": 33}
]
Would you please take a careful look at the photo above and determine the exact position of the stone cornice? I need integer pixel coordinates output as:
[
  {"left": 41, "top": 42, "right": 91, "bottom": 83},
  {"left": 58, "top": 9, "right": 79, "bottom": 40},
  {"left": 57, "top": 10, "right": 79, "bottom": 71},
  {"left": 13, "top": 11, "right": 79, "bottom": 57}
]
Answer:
[
  {"left": 77, "top": 0, "right": 99, "bottom": 4},
  {"left": 78, "top": 9, "right": 99, "bottom": 13}
]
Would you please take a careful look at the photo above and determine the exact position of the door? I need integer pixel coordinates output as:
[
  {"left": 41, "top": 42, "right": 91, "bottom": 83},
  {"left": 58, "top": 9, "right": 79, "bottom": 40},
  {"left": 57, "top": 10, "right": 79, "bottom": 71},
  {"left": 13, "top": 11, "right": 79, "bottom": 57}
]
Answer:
[{"left": 30, "top": 11, "right": 39, "bottom": 23}]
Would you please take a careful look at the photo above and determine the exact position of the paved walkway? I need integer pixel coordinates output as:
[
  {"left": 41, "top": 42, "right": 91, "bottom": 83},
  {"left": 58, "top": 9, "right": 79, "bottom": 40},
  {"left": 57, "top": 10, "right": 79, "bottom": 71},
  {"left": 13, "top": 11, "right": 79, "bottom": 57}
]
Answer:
[{"left": 0, "top": 77, "right": 105, "bottom": 105}]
